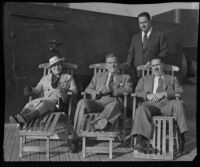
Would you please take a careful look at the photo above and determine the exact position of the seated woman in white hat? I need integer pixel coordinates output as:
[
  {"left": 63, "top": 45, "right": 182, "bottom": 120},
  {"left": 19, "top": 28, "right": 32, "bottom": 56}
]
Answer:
[{"left": 9, "top": 55, "right": 78, "bottom": 125}]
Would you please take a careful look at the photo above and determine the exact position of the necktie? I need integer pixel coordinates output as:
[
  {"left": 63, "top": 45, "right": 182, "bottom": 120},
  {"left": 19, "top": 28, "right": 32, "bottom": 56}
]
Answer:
[
  {"left": 51, "top": 74, "right": 61, "bottom": 88},
  {"left": 156, "top": 77, "right": 163, "bottom": 93},
  {"left": 107, "top": 73, "right": 114, "bottom": 88},
  {"left": 143, "top": 32, "right": 148, "bottom": 49}
]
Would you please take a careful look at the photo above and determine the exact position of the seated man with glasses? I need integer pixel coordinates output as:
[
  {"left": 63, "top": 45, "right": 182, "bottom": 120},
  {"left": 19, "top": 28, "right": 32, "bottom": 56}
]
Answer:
[{"left": 9, "top": 56, "right": 77, "bottom": 125}]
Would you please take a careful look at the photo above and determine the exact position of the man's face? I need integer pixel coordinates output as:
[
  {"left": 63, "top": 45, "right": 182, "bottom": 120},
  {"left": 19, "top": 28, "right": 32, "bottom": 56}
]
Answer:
[
  {"left": 151, "top": 59, "right": 164, "bottom": 76},
  {"left": 106, "top": 57, "right": 118, "bottom": 73},
  {"left": 50, "top": 61, "right": 63, "bottom": 75},
  {"left": 138, "top": 16, "right": 151, "bottom": 33}
]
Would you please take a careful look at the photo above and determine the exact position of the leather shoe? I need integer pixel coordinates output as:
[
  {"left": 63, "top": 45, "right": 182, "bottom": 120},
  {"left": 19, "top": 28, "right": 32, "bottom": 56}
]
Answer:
[
  {"left": 9, "top": 116, "right": 19, "bottom": 124},
  {"left": 69, "top": 140, "right": 78, "bottom": 153},
  {"left": 16, "top": 114, "right": 27, "bottom": 124},
  {"left": 134, "top": 143, "right": 145, "bottom": 153},
  {"left": 134, "top": 135, "right": 146, "bottom": 153},
  {"left": 179, "top": 133, "right": 186, "bottom": 154}
]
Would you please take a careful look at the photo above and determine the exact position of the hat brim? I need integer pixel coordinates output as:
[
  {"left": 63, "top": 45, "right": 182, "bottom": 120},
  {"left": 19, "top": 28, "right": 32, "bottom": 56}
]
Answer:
[{"left": 48, "top": 58, "right": 65, "bottom": 67}]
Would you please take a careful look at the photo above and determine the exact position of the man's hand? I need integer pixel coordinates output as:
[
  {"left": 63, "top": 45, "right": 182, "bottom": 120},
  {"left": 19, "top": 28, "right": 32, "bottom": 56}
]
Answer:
[
  {"left": 24, "top": 85, "right": 32, "bottom": 96},
  {"left": 55, "top": 88, "right": 68, "bottom": 103},
  {"left": 148, "top": 92, "right": 166, "bottom": 103},
  {"left": 145, "top": 61, "right": 151, "bottom": 68},
  {"left": 147, "top": 93, "right": 155, "bottom": 101},
  {"left": 122, "top": 62, "right": 131, "bottom": 68},
  {"left": 97, "top": 86, "right": 112, "bottom": 95},
  {"left": 155, "top": 92, "right": 166, "bottom": 101}
]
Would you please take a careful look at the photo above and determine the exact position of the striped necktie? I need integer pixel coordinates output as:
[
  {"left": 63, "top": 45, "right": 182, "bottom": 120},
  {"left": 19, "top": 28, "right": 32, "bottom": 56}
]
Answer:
[
  {"left": 156, "top": 77, "right": 163, "bottom": 93},
  {"left": 143, "top": 32, "right": 148, "bottom": 49},
  {"left": 107, "top": 73, "right": 114, "bottom": 88}
]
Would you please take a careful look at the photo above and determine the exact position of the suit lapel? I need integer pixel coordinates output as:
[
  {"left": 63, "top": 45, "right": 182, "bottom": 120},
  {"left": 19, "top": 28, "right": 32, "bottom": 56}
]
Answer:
[
  {"left": 102, "top": 72, "right": 109, "bottom": 85},
  {"left": 163, "top": 74, "right": 170, "bottom": 90},
  {"left": 137, "top": 33, "right": 143, "bottom": 53},
  {"left": 143, "top": 29, "right": 155, "bottom": 52},
  {"left": 113, "top": 73, "right": 122, "bottom": 87},
  {"left": 146, "top": 76, "right": 154, "bottom": 93},
  {"left": 148, "top": 29, "right": 155, "bottom": 40}
]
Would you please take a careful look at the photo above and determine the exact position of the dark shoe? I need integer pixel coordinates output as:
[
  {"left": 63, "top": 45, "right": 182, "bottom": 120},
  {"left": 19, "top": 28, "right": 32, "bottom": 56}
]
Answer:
[
  {"left": 134, "top": 143, "right": 145, "bottom": 153},
  {"left": 94, "top": 118, "right": 107, "bottom": 130},
  {"left": 9, "top": 116, "right": 19, "bottom": 124},
  {"left": 102, "top": 122, "right": 113, "bottom": 131},
  {"left": 179, "top": 133, "right": 186, "bottom": 154},
  {"left": 16, "top": 114, "right": 27, "bottom": 124},
  {"left": 134, "top": 135, "right": 147, "bottom": 153},
  {"left": 69, "top": 140, "right": 78, "bottom": 153}
]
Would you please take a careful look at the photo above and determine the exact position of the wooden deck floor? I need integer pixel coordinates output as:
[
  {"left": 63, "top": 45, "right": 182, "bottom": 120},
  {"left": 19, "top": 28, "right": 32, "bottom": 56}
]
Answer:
[
  {"left": 3, "top": 123, "right": 196, "bottom": 162},
  {"left": 3, "top": 83, "right": 196, "bottom": 162}
]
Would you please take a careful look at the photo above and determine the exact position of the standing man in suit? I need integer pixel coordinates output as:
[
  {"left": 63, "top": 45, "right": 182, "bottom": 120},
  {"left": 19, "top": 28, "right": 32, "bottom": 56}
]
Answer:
[
  {"left": 131, "top": 58, "right": 188, "bottom": 154},
  {"left": 70, "top": 53, "right": 133, "bottom": 153},
  {"left": 123, "top": 12, "right": 168, "bottom": 84}
]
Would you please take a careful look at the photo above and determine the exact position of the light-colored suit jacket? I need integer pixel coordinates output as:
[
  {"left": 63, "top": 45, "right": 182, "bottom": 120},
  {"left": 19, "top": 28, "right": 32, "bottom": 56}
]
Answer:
[
  {"left": 31, "top": 73, "right": 77, "bottom": 104},
  {"left": 135, "top": 74, "right": 183, "bottom": 101},
  {"left": 85, "top": 71, "right": 133, "bottom": 99}
]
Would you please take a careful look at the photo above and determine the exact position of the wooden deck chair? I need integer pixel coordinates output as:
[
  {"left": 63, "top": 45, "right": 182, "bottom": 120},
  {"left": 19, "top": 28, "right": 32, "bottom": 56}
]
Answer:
[
  {"left": 80, "top": 63, "right": 129, "bottom": 159},
  {"left": 19, "top": 62, "right": 78, "bottom": 158},
  {"left": 131, "top": 64, "right": 180, "bottom": 160}
]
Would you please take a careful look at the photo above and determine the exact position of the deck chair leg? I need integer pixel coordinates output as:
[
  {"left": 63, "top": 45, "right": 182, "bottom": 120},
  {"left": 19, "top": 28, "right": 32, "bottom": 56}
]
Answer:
[
  {"left": 109, "top": 138, "right": 113, "bottom": 159},
  {"left": 65, "top": 127, "right": 69, "bottom": 146},
  {"left": 175, "top": 131, "right": 179, "bottom": 150},
  {"left": 46, "top": 136, "right": 50, "bottom": 158},
  {"left": 23, "top": 136, "right": 26, "bottom": 144},
  {"left": 82, "top": 137, "right": 86, "bottom": 158},
  {"left": 122, "top": 129, "right": 126, "bottom": 146},
  {"left": 19, "top": 136, "right": 23, "bottom": 158},
  {"left": 130, "top": 136, "right": 134, "bottom": 148}
]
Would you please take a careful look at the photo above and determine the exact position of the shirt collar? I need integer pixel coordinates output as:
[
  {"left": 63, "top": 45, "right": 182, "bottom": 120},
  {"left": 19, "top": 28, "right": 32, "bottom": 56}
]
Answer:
[
  {"left": 154, "top": 75, "right": 164, "bottom": 79},
  {"left": 142, "top": 27, "right": 152, "bottom": 39}
]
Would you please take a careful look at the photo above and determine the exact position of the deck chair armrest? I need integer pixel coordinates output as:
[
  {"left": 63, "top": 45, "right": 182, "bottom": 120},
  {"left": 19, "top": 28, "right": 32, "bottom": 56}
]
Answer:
[
  {"left": 123, "top": 92, "right": 128, "bottom": 96},
  {"left": 81, "top": 91, "right": 92, "bottom": 99},
  {"left": 67, "top": 91, "right": 73, "bottom": 95},
  {"left": 81, "top": 91, "right": 87, "bottom": 99},
  {"left": 29, "top": 96, "right": 33, "bottom": 102},
  {"left": 131, "top": 93, "right": 137, "bottom": 121},
  {"left": 175, "top": 93, "right": 181, "bottom": 100},
  {"left": 131, "top": 93, "right": 137, "bottom": 97}
]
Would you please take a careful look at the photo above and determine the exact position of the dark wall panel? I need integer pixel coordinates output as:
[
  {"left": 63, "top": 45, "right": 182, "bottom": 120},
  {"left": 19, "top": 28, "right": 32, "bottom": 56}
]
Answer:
[{"left": 4, "top": 2, "right": 183, "bottom": 95}]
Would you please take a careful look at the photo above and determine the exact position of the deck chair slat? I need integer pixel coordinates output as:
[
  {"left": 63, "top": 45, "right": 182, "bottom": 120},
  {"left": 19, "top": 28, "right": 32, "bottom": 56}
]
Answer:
[
  {"left": 48, "top": 113, "right": 63, "bottom": 135},
  {"left": 43, "top": 114, "right": 55, "bottom": 131},
  {"left": 85, "top": 114, "right": 93, "bottom": 132}
]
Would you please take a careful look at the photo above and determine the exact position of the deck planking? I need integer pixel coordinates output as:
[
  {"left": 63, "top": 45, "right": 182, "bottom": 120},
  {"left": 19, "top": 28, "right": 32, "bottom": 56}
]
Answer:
[{"left": 3, "top": 123, "right": 197, "bottom": 161}]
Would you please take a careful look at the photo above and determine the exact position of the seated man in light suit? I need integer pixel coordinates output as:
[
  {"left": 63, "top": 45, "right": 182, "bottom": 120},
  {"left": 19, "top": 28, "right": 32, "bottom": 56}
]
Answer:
[
  {"left": 131, "top": 58, "right": 188, "bottom": 154},
  {"left": 70, "top": 53, "right": 133, "bottom": 153},
  {"left": 9, "top": 56, "right": 78, "bottom": 125}
]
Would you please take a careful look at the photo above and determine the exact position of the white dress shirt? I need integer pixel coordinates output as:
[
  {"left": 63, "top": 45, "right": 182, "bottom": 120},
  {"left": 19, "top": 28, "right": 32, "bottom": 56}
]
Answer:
[
  {"left": 142, "top": 27, "right": 152, "bottom": 42},
  {"left": 153, "top": 75, "right": 164, "bottom": 94},
  {"left": 106, "top": 73, "right": 112, "bottom": 87}
]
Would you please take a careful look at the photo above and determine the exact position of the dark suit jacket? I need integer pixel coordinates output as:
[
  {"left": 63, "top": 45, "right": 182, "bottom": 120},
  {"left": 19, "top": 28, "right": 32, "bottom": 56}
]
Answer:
[
  {"left": 135, "top": 74, "right": 183, "bottom": 102},
  {"left": 85, "top": 71, "right": 133, "bottom": 100},
  {"left": 125, "top": 29, "right": 168, "bottom": 68}
]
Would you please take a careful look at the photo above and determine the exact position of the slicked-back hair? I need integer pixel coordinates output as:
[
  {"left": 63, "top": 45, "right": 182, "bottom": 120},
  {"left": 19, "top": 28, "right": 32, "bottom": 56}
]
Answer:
[
  {"left": 105, "top": 53, "right": 118, "bottom": 62},
  {"left": 138, "top": 12, "right": 151, "bottom": 21},
  {"left": 150, "top": 58, "right": 164, "bottom": 65}
]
